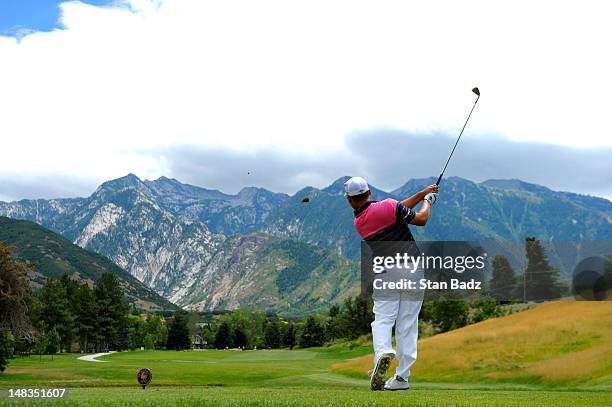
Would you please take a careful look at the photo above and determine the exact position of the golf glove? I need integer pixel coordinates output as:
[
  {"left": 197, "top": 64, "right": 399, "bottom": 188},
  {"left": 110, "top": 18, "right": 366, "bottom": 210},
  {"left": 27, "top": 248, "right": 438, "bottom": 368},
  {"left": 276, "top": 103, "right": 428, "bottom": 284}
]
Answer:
[{"left": 424, "top": 193, "right": 437, "bottom": 205}]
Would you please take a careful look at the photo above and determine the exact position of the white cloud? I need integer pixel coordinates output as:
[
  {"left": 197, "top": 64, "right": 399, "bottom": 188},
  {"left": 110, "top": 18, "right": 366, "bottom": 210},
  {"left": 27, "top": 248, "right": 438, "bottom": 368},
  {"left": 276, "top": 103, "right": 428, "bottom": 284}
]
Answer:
[{"left": 1, "top": 0, "right": 611, "bottom": 196}]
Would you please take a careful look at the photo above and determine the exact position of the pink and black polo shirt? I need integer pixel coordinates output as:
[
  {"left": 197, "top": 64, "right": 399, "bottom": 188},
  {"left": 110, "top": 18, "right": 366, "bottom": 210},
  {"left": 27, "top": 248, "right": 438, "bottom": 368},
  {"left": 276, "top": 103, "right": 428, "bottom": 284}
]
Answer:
[{"left": 353, "top": 198, "right": 416, "bottom": 241}]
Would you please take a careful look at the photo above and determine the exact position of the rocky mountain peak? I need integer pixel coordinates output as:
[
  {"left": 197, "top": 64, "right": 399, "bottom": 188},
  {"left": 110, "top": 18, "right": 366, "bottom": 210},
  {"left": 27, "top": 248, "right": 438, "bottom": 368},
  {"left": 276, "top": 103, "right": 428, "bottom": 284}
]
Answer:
[
  {"left": 323, "top": 176, "right": 352, "bottom": 195},
  {"left": 2, "top": 174, "right": 611, "bottom": 312},
  {"left": 94, "top": 173, "right": 148, "bottom": 197}
]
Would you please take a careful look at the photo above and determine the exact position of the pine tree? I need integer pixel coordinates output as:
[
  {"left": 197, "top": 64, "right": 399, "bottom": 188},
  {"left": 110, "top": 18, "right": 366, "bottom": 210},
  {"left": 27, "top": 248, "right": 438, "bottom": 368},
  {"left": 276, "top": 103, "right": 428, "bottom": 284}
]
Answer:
[
  {"left": 524, "top": 237, "right": 563, "bottom": 301},
  {"left": 40, "top": 279, "right": 75, "bottom": 352},
  {"left": 60, "top": 274, "right": 79, "bottom": 311},
  {"left": 489, "top": 255, "right": 518, "bottom": 302},
  {"left": 75, "top": 284, "right": 97, "bottom": 353},
  {"left": 116, "top": 318, "right": 131, "bottom": 351},
  {"left": 264, "top": 321, "right": 281, "bottom": 349},
  {"left": 45, "top": 328, "right": 60, "bottom": 361},
  {"left": 213, "top": 321, "right": 233, "bottom": 349},
  {"left": 59, "top": 274, "right": 79, "bottom": 351},
  {"left": 166, "top": 314, "right": 191, "bottom": 351},
  {"left": 233, "top": 327, "right": 248, "bottom": 349},
  {"left": 340, "top": 295, "right": 373, "bottom": 339},
  {"left": 282, "top": 323, "right": 296, "bottom": 350},
  {"left": 94, "top": 273, "right": 127, "bottom": 351},
  {"left": 299, "top": 316, "right": 324, "bottom": 348}
]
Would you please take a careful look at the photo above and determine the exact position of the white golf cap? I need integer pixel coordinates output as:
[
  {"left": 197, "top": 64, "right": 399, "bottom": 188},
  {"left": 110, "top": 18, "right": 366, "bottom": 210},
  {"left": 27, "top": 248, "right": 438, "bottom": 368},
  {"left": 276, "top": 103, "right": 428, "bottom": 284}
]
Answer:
[{"left": 344, "top": 176, "right": 370, "bottom": 197}]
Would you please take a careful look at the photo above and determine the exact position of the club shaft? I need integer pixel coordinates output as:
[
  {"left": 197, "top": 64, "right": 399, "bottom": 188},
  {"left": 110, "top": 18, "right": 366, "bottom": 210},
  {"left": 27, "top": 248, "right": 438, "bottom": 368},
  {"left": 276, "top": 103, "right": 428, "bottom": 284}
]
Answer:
[{"left": 436, "top": 95, "right": 480, "bottom": 186}]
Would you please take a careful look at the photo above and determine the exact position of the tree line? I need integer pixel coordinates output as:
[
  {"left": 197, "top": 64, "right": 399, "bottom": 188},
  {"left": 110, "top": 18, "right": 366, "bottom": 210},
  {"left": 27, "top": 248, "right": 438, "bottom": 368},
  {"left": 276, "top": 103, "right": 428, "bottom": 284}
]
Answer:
[
  {"left": 198, "top": 295, "right": 374, "bottom": 351},
  {"left": 489, "top": 237, "right": 570, "bottom": 302},
  {"left": 28, "top": 273, "right": 172, "bottom": 356},
  {"left": 2, "top": 237, "right": 611, "bottom": 373},
  {"left": 0, "top": 241, "right": 172, "bottom": 371}
]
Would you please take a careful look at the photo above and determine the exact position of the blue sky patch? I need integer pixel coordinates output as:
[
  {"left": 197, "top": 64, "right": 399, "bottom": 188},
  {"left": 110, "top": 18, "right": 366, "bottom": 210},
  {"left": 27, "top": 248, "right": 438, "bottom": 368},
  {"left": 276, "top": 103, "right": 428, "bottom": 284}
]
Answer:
[{"left": 0, "top": 0, "right": 112, "bottom": 37}]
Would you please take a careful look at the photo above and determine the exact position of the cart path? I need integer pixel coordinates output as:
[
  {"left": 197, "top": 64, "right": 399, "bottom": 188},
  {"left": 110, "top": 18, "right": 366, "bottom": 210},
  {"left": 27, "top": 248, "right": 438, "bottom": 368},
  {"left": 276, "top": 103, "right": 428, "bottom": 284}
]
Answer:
[{"left": 77, "top": 351, "right": 116, "bottom": 362}]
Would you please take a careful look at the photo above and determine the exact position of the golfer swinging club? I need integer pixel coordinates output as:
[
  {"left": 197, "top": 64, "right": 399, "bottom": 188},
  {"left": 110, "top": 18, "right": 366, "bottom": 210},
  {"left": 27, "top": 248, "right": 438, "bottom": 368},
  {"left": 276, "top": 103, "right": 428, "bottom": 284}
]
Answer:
[{"left": 344, "top": 176, "right": 438, "bottom": 391}]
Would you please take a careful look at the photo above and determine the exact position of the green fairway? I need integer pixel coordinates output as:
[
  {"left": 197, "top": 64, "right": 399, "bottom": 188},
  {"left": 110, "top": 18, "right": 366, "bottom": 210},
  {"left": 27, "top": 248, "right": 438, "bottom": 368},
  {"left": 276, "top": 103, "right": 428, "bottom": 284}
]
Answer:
[
  {"left": 2, "top": 386, "right": 609, "bottom": 407},
  {"left": 1, "top": 349, "right": 611, "bottom": 406}
]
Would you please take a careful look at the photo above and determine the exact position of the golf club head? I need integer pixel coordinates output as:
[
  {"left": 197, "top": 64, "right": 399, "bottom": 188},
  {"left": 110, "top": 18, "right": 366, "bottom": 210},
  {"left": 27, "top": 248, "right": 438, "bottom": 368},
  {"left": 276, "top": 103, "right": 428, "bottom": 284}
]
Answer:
[{"left": 472, "top": 87, "right": 480, "bottom": 96}]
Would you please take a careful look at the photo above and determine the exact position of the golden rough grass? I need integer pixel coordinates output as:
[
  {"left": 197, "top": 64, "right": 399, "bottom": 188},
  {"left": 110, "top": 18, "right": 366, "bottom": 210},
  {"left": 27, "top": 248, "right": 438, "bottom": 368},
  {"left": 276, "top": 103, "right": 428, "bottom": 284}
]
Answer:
[{"left": 332, "top": 300, "right": 612, "bottom": 386}]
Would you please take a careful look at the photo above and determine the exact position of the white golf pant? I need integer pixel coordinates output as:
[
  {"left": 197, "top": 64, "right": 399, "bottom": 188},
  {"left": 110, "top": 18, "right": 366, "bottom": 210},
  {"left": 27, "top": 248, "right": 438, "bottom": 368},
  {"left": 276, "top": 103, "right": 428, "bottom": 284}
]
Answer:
[{"left": 371, "top": 293, "right": 422, "bottom": 380}]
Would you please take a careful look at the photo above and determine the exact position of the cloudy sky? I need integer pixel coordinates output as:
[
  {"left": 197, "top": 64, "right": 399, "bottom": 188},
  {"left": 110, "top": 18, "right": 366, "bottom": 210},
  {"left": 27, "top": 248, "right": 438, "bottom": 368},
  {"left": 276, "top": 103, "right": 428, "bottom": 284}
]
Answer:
[{"left": 1, "top": 0, "right": 611, "bottom": 201}]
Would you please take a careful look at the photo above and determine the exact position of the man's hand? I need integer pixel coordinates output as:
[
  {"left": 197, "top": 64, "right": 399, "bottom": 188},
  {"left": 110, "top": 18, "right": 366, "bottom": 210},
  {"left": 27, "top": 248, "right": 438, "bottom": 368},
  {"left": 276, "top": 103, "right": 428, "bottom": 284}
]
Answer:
[
  {"left": 424, "top": 193, "right": 437, "bottom": 205},
  {"left": 400, "top": 184, "right": 440, "bottom": 209},
  {"left": 422, "top": 185, "right": 439, "bottom": 205},
  {"left": 423, "top": 184, "right": 439, "bottom": 195}
]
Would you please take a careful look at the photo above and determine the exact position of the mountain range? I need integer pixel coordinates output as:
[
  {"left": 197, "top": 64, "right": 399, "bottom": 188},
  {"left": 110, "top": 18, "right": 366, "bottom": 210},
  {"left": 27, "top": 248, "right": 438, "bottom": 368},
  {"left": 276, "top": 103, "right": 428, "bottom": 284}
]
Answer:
[
  {"left": 1, "top": 174, "right": 611, "bottom": 311},
  {"left": 0, "top": 216, "right": 176, "bottom": 311}
]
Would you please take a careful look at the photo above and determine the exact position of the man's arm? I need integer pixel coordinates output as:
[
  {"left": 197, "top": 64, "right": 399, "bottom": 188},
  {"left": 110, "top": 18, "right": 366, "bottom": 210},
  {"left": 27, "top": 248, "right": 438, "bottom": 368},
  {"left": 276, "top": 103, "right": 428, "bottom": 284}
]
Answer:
[
  {"left": 410, "top": 200, "right": 431, "bottom": 226},
  {"left": 400, "top": 184, "right": 439, "bottom": 209}
]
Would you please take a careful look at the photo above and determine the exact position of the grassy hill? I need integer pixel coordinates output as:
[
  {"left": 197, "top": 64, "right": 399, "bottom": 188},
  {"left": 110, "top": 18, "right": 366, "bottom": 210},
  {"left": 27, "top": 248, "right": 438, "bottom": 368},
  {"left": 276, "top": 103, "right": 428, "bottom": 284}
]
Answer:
[
  {"left": 0, "top": 216, "right": 177, "bottom": 311},
  {"left": 332, "top": 300, "right": 612, "bottom": 387}
]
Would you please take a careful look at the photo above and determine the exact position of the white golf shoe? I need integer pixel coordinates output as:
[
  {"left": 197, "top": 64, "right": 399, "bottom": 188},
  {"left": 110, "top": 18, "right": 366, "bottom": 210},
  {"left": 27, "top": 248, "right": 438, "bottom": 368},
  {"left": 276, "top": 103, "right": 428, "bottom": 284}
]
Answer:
[
  {"left": 384, "top": 375, "right": 410, "bottom": 391},
  {"left": 369, "top": 352, "right": 395, "bottom": 391}
]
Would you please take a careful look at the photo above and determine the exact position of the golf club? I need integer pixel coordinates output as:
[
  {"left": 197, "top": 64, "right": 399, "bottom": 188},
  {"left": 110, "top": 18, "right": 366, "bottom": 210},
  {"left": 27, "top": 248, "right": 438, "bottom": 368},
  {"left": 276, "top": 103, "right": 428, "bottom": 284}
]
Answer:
[{"left": 435, "top": 87, "right": 480, "bottom": 186}]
